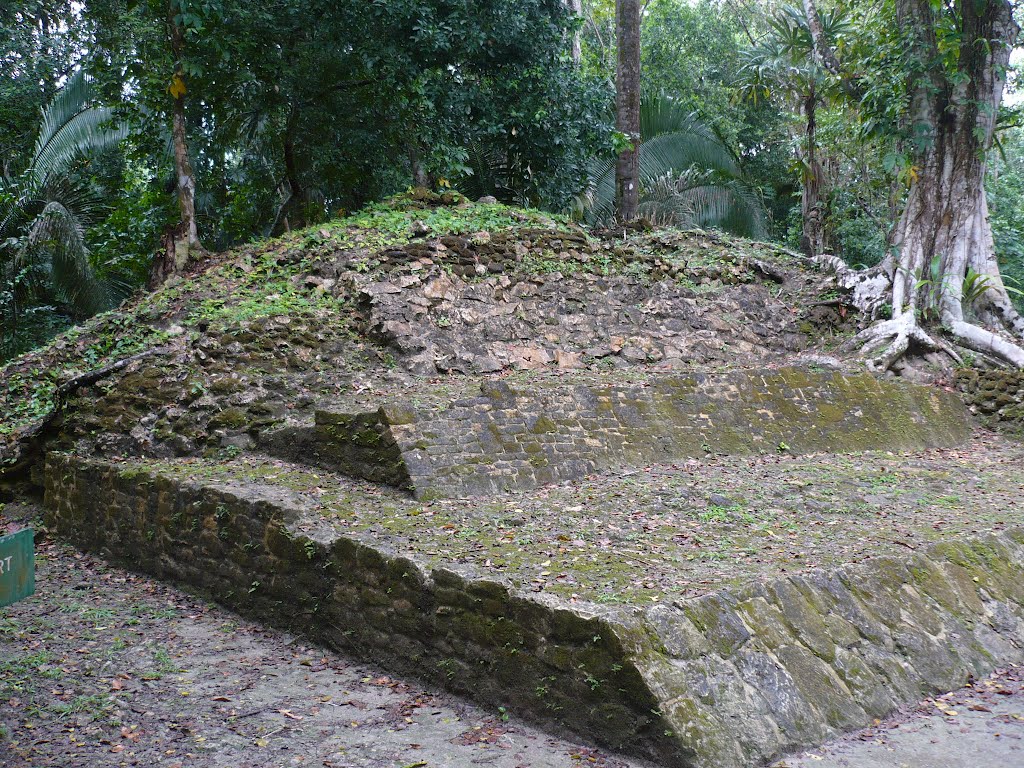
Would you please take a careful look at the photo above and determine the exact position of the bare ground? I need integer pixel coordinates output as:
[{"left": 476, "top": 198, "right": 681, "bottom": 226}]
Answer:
[{"left": 775, "top": 666, "right": 1024, "bottom": 767}]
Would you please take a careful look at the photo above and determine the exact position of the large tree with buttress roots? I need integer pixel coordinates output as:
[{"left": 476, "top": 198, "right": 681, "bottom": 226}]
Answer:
[{"left": 806, "top": 0, "right": 1024, "bottom": 370}]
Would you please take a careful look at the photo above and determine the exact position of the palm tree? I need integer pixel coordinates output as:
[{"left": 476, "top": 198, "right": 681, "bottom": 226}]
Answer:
[
  {"left": 0, "top": 70, "right": 127, "bottom": 340},
  {"left": 579, "top": 91, "right": 765, "bottom": 236}
]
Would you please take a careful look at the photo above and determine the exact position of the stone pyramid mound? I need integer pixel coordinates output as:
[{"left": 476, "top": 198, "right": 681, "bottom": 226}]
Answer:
[{"left": 7, "top": 197, "right": 1023, "bottom": 767}]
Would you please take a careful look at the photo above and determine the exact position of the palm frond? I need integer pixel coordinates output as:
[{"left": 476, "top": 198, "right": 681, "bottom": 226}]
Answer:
[
  {"left": 579, "top": 91, "right": 764, "bottom": 232},
  {"left": 631, "top": 169, "right": 765, "bottom": 236},
  {"left": 640, "top": 91, "right": 706, "bottom": 138},
  {"left": 32, "top": 70, "right": 128, "bottom": 178},
  {"left": 2, "top": 72, "right": 126, "bottom": 327},
  {"left": 26, "top": 201, "right": 109, "bottom": 316},
  {"left": 638, "top": 131, "right": 740, "bottom": 183},
  {"left": 675, "top": 178, "right": 765, "bottom": 238}
]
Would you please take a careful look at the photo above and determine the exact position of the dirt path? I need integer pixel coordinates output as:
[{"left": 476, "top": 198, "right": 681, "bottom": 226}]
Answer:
[
  {"left": 0, "top": 502, "right": 650, "bottom": 768},
  {"left": 775, "top": 667, "right": 1024, "bottom": 767}
]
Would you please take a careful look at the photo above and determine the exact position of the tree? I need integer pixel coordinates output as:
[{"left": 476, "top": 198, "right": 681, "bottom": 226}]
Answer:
[
  {"left": 376, "top": 0, "right": 612, "bottom": 212},
  {"left": 615, "top": 0, "right": 641, "bottom": 222},
  {"left": 807, "top": 0, "right": 1024, "bottom": 369},
  {"left": 0, "top": 71, "right": 127, "bottom": 347},
  {"left": 164, "top": 1, "right": 203, "bottom": 265},
  {"left": 566, "top": 0, "right": 584, "bottom": 64},
  {"left": 0, "top": 0, "right": 92, "bottom": 172},
  {"left": 987, "top": 126, "right": 1024, "bottom": 298},
  {"left": 738, "top": 5, "right": 850, "bottom": 256}
]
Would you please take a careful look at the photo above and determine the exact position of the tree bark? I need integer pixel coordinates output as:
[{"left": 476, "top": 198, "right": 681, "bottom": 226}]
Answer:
[
  {"left": 171, "top": 89, "right": 201, "bottom": 253},
  {"left": 566, "top": 0, "right": 583, "bottom": 65},
  {"left": 801, "top": 0, "right": 841, "bottom": 76},
  {"left": 799, "top": 88, "right": 826, "bottom": 256},
  {"left": 885, "top": 0, "right": 1024, "bottom": 362},
  {"left": 615, "top": 0, "right": 641, "bottom": 222},
  {"left": 277, "top": 109, "right": 308, "bottom": 233}
]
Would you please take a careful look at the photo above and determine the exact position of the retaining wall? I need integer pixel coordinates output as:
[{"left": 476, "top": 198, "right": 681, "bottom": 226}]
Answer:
[
  {"left": 44, "top": 454, "right": 1024, "bottom": 767},
  {"left": 267, "top": 368, "right": 971, "bottom": 499},
  {"left": 956, "top": 368, "right": 1024, "bottom": 432}
]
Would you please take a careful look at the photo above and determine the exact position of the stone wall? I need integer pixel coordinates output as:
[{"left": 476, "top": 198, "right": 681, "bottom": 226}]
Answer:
[
  {"left": 263, "top": 411, "right": 413, "bottom": 491},
  {"left": 43, "top": 454, "right": 681, "bottom": 765},
  {"left": 351, "top": 229, "right": 807, "bottom": 375},
  {"left": 44, "top": 453, "right": 1024, "bottom": 767},
  {"left": 270, "top": 368, "right": 970, "bottom": 499},
  {"left": 955, "top": 368, "right": 1024, "bottom": 432},
  {"left": 634, "top": 535, "right": 1024, "bottom": 766}
]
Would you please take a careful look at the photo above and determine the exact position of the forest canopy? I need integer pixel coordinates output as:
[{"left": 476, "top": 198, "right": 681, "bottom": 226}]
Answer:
[{"left": 2, "top": 0, "right": 1024, "bottom": 368}]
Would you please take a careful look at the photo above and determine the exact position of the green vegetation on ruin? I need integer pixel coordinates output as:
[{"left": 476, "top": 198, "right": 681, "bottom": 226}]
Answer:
[{"left": 0, "top": 193, "right": 818, "bottom": 456}]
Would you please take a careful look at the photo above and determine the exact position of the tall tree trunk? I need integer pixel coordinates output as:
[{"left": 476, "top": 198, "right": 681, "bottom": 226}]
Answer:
[
  {"left": 811, "top": 0, "right": 1024, "bottom": 368},
  {"left": 171, "top": 88, "right": 201, "bottom": 252},
  {"left": 408, "top": 144, "right": 432, "bottom": 189},
  {"left": 882, "top": 0, "right": 1024, "bottom": 365},
  {"left": 800, "top": 89, "right": 826, "bottom": 257},
  {"left": 153, "top": 15, "right": 203, "bottom": 286},
  {"left": 801, "top": 0, "right": 841, "bottom": 75},
  {"left": 615, "top": 0, "right": 641, "bottom": 222},
  {"left": 566, "top": 0, "right": 583, "bottom": 65},
  {"left": 278, "top": 109, "right": 308, "bottom": 233}
]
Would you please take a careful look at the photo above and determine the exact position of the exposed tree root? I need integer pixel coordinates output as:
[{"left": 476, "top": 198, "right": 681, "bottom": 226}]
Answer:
[
  {"left": 842, "top": 311, "right": 962, "bottom": 372},
  {"left": 813, "top": 254, "right": 892, "bottom": 321},
  {"left": 946, "top": 318, "right": 1024, "bottom": 367},
  {"left": 842, "top": 308, "right": 1024, "bottom": 372},
  {"left": 823, "top": 247, "right": 1024, "bottom": 372}
]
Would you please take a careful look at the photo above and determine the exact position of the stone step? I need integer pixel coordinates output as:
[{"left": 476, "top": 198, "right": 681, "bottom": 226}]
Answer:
[
  {"left": 43, "top": 452, "right": 1024, "bottom": 768},
  {"left": 262, "top": 367, "right": 970, "bottom": 499}
]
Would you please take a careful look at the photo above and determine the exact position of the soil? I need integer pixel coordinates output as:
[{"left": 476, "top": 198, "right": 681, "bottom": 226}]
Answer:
[{"left": 0, "top": 501, "right": 651, "bottom": 768}]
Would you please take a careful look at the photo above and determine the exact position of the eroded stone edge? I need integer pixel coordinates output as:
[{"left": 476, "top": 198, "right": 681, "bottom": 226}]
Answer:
[{"left": 639, "top": 531, "right": 1024, "bottom": 766}]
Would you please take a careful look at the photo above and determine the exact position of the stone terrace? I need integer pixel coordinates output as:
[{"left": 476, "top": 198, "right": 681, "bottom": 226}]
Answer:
[
  {"left": 44, "top": 431, "right": 1024, "bottom": 767},
  {"left": 262, "top": 368, "right": 970, "bottom": 499}
]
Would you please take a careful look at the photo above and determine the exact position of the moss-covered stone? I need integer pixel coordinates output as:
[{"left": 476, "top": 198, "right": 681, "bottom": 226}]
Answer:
[{"left": 40, "top": 449, "right": 1024, "bottom": 768}]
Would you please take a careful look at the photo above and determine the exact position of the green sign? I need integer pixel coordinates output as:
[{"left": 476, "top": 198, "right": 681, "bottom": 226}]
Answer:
[{"left": 0, "top": 528, "right": 34, "bottom": 608}]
